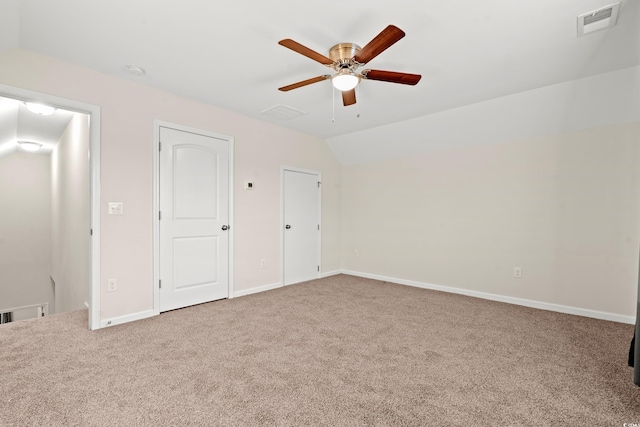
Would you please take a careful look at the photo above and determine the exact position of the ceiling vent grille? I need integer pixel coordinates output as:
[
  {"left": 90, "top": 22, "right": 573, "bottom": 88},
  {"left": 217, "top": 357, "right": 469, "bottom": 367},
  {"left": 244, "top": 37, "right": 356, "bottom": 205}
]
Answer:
[
  {"left": 261, "top": 104, "right": 306, "bottom": 120},
  {"left": 577, "top": 2, "right": 620, "bottom": 36}
]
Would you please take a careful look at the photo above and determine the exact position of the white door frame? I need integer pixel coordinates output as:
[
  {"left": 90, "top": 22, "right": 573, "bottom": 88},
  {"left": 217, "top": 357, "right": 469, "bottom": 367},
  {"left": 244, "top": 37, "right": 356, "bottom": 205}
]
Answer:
[
  {"left": 153, "top": 120, "right": 234, "bottom": 315},
  {"left": 0, "top": 84, "right": 102, "bottom": 330},
  {"left": 280, "top": 166, "right": 322, "bottom": 285}
]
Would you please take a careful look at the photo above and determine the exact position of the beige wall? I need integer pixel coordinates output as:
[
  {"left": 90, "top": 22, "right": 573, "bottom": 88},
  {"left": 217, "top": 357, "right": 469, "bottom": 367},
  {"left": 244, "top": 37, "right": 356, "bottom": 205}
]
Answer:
[
  {"left": 235, "top": 128, "right": 342, "bottom": 287},
  {"left": 51, "top": 113, "right": 90, "bottom": 313},
  {"left": 342, "top": 121, "right": 640, "bottom": 317},
  {"left": 2, "top": 47, "right": 635, "bottom": 324},
  {"left": 0, "top": 151, "right": 53, "bottom": 313},
  {"left": 0, "top": 49, "right": 341, "bottom": 321}
]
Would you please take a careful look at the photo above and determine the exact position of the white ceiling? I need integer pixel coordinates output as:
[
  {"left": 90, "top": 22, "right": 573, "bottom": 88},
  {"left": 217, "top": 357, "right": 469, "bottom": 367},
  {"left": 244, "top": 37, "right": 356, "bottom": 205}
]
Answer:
[{"left": 2, "top": 0, "right": 639, "bottom": 144}]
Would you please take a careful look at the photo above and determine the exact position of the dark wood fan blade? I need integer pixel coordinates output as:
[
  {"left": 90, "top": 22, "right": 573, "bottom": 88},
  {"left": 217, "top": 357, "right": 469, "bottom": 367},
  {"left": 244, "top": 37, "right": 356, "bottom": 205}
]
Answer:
[
  {"left": 278, "top": 39, "right": 334, "bottom": 65},
  {"left": 342, "top": 89, "right": 356, "bottom": 106},
  {"left": 278, "top": 75, "right": 331, "bottom": 92},
  {"left": 353, "top": 25, "right": 405, "bottom": 64},
  {"left": 362, "top": 70, "right": 422, "bottom": 85}
]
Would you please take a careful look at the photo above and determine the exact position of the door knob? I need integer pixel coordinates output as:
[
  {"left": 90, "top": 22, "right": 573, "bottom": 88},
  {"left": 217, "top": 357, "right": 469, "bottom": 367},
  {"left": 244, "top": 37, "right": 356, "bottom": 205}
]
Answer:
[
  {"left": 221, "top": 225, "right": 229, "bottom": 231},
  {"left": 285, "top": 225, "right": 291, "bottom": 229}
]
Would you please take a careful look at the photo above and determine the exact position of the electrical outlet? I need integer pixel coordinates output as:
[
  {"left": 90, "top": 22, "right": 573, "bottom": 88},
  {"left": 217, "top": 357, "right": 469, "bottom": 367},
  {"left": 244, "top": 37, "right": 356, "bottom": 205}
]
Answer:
[
  {"left": 107, "top": 278, "right": 118, "bottom": 292},
  {"left": 260, "top": 259, "right": 266, "bottom": 269},
  {"left": 513, "top": 267, "right": 522, "bottom": 279}
]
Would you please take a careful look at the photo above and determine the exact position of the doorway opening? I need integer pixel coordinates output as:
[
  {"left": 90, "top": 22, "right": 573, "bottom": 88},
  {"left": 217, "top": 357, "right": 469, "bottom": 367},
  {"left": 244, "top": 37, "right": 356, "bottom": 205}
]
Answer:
[{"left": 0, "top": 84, "right": 101, "bottom": 330}]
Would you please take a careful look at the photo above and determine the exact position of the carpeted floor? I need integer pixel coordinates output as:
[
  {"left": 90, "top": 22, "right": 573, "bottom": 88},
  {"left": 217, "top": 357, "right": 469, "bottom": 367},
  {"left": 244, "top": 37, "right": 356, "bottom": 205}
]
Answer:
[{"left": 0, "top": 274, "right": 638, "bottom": 426}]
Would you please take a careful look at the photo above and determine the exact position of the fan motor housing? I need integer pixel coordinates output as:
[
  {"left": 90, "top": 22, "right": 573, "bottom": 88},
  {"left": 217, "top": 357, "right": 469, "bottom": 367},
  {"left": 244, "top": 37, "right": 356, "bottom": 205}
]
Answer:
[{"left": 329, "top": 43, "right": 361, "bottom": 62}]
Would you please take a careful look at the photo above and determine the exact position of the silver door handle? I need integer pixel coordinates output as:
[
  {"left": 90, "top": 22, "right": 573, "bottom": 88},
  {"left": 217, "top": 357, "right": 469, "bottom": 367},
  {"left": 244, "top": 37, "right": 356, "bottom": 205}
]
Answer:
[{"left": 221, "top": 225, "right": 229, "bottom": 231}]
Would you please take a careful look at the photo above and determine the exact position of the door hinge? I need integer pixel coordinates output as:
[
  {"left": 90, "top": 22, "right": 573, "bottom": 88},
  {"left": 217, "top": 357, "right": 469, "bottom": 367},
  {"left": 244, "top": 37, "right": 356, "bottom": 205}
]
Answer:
[
  {"left": 317, "top": 266, "right": 320, "bottom": 272},
  {"left": 317, "top": 224, "right": 320, "bottom": 231},
  {"left": 159, "top": 280, "right": 162, "bottom": 289},
  {"left": 159, "top": 141, "right": 162, "bottom": 151},
  {"left": 317, "top": 181, "right": 321, "bottom": 188},
  {"left": 159, "top": 211, "right": 162, "bottom": 220},
  {"left": 90, "top": 228, "right": 93, "bottom": 236}
]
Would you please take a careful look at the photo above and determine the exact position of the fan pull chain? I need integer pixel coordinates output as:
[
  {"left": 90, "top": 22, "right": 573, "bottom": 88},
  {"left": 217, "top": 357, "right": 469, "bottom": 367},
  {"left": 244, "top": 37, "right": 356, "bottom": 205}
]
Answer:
[
  {"left": 356, "top": 86, "right": 360, "bottom": 118},
  {"left": 332, "top": 87, "right": 336, "bottom": 123}
]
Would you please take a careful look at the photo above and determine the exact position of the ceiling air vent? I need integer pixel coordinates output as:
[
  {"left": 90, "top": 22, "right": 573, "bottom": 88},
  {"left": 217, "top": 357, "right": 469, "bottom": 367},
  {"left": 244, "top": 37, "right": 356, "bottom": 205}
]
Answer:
[
  {"left": 261, "top": 104, "right": 306, "bottom": 120},
  {"left": 577, "top": 2, "right": 620, "bottom": 36}
]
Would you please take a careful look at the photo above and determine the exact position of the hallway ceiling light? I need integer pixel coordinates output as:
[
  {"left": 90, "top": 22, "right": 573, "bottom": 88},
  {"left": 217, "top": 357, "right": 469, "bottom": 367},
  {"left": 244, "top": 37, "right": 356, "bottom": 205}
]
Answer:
[
  {"left": 25, "top": 102, "right": 56, "bottom": 115},
  {"left": 17, "top": 141, "right": 43, "bottom": 152}
]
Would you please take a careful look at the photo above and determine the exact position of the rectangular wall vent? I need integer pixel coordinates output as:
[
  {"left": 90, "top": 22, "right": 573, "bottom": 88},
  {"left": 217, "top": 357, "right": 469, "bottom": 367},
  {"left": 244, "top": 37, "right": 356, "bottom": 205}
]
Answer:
[
  {"left": 577, "top": 2, "right": 620, "bottom": 37},
  {"left": 583, "top": 7, "right": 612, "bottom": 25}
]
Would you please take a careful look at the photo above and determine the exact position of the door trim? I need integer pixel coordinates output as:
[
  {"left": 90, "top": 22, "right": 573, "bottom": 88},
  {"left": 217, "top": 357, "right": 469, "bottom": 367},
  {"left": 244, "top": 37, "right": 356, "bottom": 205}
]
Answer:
[
  {"left": 0, "top": 84, "right": 102, "bottom": 330},
  {"left": 153, "top": 120, "right": 235, "bottom": 315},
  {"left": 280, "top": 166, "right": 322, "bottom": 286}
]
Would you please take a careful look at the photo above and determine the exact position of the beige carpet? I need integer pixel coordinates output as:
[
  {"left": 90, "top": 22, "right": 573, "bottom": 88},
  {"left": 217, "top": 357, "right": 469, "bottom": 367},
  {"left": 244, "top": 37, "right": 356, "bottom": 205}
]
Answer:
[{"left": 0, "top": 274, "right": 638, "bottom": 426}]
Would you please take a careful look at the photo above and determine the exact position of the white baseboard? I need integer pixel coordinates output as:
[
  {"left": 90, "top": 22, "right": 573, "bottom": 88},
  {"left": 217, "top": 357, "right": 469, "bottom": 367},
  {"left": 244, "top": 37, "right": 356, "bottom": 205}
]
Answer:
[
  {"left": 321, "top": 270, "right": 342, "bottom": 278},
  {"left": 234, "top": 272, "right": 339, "bottom": 296},
  {"left": 234, "top": 282, "right": 282, "bottom": 298},
  {"left": 99, "top": 309, "right": 156, "bottom": 329},
  {"left": 341, "top": 270, "right": 635, "bottom": 325}
]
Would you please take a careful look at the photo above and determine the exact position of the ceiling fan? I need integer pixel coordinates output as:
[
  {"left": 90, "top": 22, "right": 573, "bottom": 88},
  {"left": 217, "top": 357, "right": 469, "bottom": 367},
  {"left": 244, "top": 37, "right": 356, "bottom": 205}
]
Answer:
[{"left": 278, "top": 25, "right": 421, "bottom": 106}]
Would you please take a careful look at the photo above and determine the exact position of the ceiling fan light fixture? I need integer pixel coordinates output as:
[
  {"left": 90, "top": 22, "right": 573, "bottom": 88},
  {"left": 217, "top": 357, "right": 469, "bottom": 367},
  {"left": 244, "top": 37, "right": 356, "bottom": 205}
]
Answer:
[
  {"left": 331, "top": 70, "right": 360, "bottom": 91},
  {"left": 278, "top": 25, "right": 420, "bottom": 107},
  {"left": 17, "top": 141, "right": 43, "bottom": 152}
]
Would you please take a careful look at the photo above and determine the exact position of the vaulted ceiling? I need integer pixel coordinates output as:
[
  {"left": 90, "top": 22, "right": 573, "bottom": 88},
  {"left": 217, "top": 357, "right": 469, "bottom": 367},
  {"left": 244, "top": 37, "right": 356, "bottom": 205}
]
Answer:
[{"left": 1, "top": 0, "right": 638, "bottom": 161}]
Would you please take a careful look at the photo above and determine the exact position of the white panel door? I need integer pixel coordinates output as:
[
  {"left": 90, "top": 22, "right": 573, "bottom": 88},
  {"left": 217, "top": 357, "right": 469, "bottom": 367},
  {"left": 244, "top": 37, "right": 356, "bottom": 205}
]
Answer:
[
  {"left": 283, "top": 169, "right": 321, "bottom": 286},
  {"left": 160, "top": 127, "right": 229, "bottom": 312}
]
